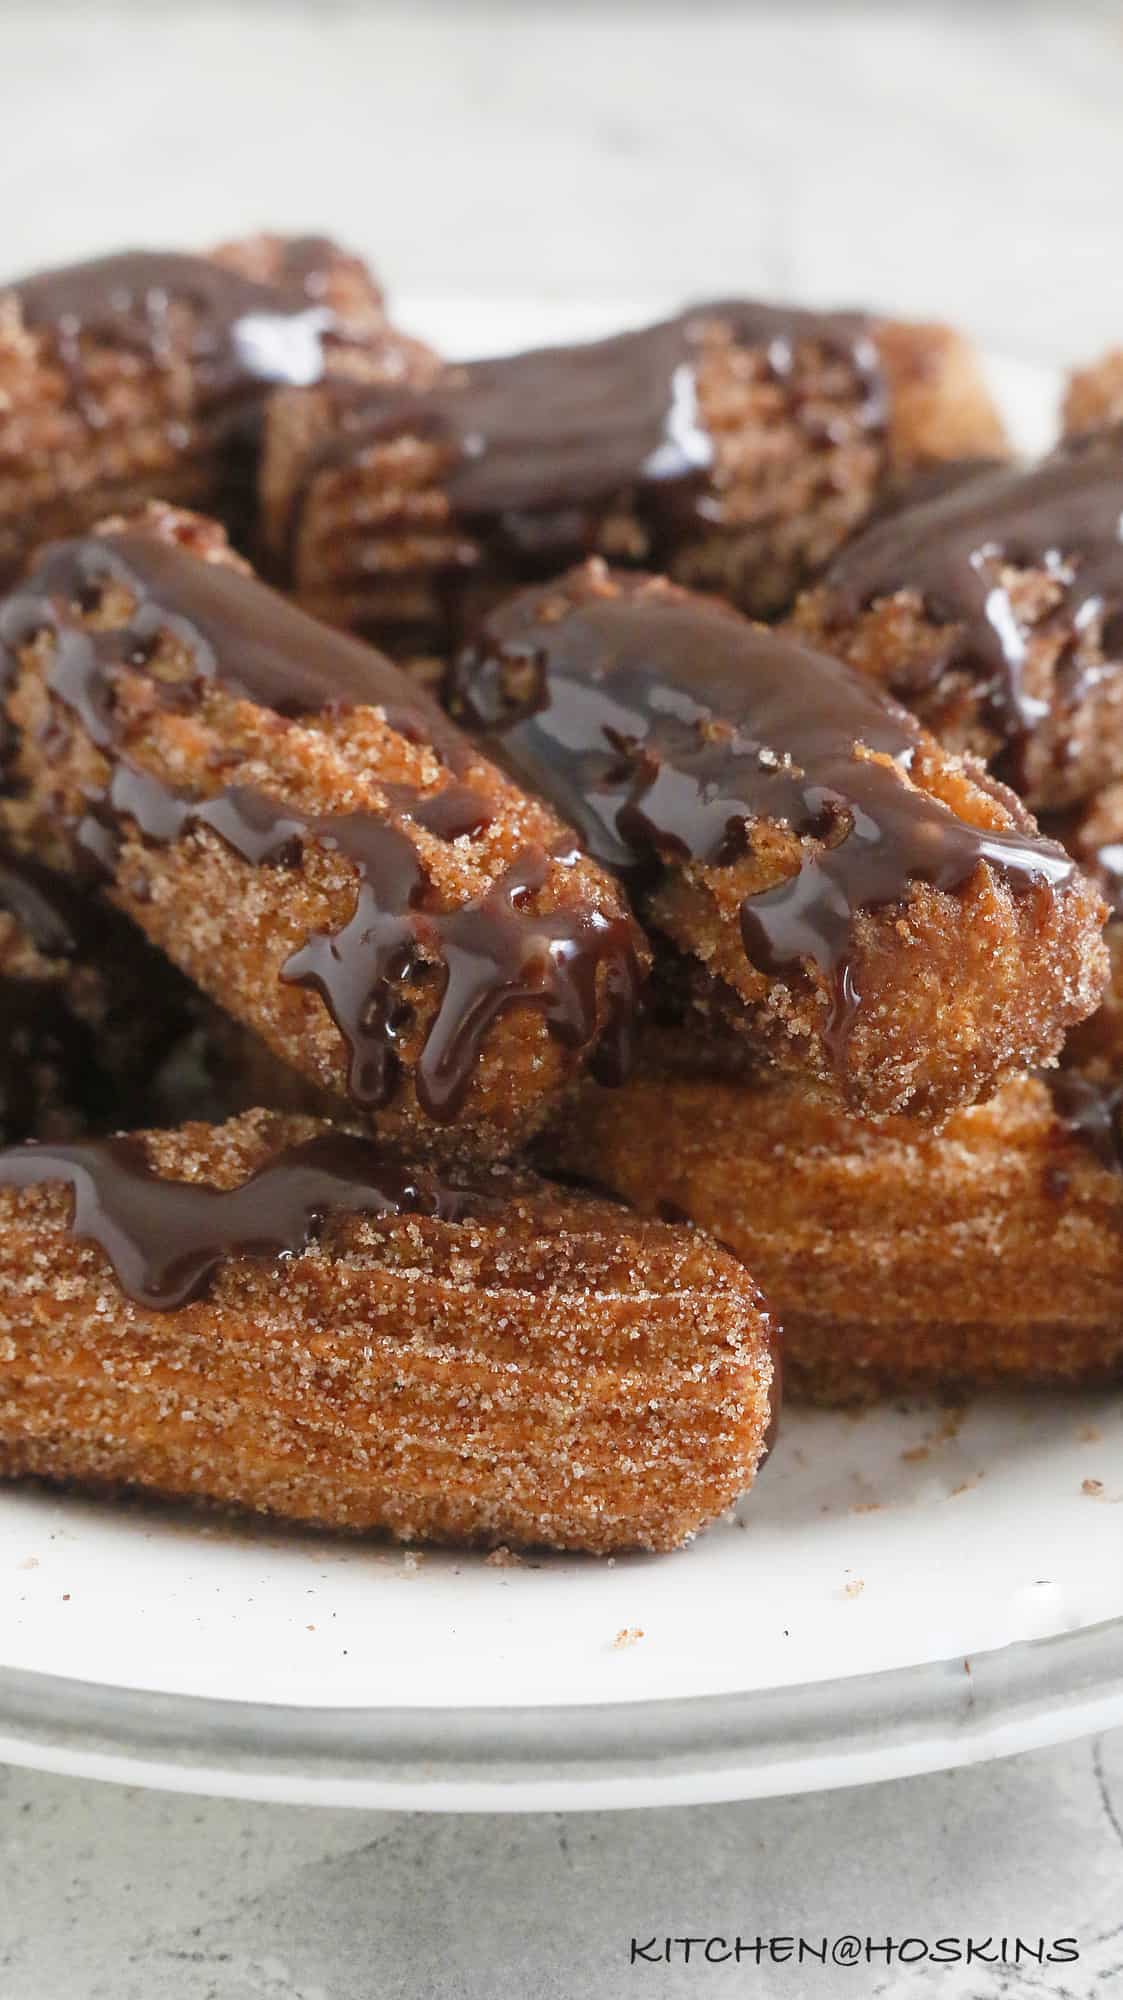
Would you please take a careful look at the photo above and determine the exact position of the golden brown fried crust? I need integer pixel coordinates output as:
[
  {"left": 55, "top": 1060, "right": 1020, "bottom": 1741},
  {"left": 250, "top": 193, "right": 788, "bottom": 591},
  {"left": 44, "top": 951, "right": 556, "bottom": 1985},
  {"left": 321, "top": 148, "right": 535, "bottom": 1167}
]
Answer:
[
  {"left": 0, "top": 1108, "right": 776, "bottom": 1552},
  {"left": 0, "top": 236, "right": 432, "bottom": 583},
  {"left": 0, "top": 506, "right": 647, "bottom": 1156},
  {"left": 647, "top": 779, "right": 1105, "bottom": 1122},
  {"left": 1062, "top": 351, "right": 1123, "bottom": 439},
  {"left": 474, "top": 563, "right": 1106, "bottom": 1121},
  {"left": 541, "top": 1058, "right": 1123, "bottom": 1405},
  {"left": 262, "top": 315, "right": 1007, "bottom": 654}
]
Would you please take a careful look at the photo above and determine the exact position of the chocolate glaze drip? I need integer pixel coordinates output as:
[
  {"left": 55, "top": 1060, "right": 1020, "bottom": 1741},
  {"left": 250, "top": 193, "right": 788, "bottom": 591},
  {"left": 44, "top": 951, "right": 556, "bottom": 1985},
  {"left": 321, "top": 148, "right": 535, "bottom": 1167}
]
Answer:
[
  {"left": 823, "top": 431, "right": 1123, "bottom": 783},
  {"left": 12, "top": 249, "right": 343, "bottom": 429},
  {"left": 451, "top": 579, "right": 1075, "bottom": 1044},
  {"left": 1040, "top": 805, "right": 1123, "bottom": 921},
  {"left": 0, "top": 532, "right": 641, "bottom": 1120},
  {"left": 288, "top": 300, "right": 885, "bottom": 572},
  {"left": 0, "top": 1130, "right": 504, "bottom": 1309}
]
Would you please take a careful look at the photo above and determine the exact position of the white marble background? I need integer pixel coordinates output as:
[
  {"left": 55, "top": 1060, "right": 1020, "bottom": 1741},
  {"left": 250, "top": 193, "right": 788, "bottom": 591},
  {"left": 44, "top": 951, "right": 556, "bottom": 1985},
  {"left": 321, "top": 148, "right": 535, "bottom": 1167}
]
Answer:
[{"left": 2, "top": 4, "right": 1123, "bottom": 1994}]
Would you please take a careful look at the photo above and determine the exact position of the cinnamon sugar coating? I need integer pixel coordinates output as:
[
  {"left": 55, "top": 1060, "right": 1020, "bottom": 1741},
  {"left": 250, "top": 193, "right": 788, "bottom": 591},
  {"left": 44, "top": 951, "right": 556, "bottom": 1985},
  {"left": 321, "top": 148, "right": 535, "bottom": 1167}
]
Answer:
[
  {"left": 0, "top": 1109, "right": 776, "bottom": 1552},
  {"left": 0, "top": 235, "right": 434, "bottom": 583},
  {"left": 261, "top": 306, "right": 1005, "bottom": 654},
  {"left": 0, "top": 506, "right": 646, "bottom": 1155},
  {"left": 542, "top": 1053, "right": 1123, "bottom": 1405},
  {"left": 451, "top": 562, "right": 1106, "bottom": 1120}
]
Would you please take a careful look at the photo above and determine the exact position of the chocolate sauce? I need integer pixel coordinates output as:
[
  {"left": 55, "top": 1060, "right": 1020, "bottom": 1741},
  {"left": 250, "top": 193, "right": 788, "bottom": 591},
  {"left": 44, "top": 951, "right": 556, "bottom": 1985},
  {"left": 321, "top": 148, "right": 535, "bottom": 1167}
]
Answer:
[
  {"left": 0, "top": 1129, "right": 504, "bottom": 1309},
  {"left": 824, "top": 432, "right": 1123, "bottom": 780},
  {"left": 1044, "top": 1069, "right": 1123, "bottom": 1173},
  {"left": 451, "top": 576, "right": 1075, "bottom": 1045},
  {"left": 12, "top": 249, "right": 343, "bottom": 428},
  {"left": 288, "top": 301, "right": 886, "bottom": 572},
  {"left": 4, "top": 530, "right": 463, "bottom": 748},
  {"left": 0, "top": 532, "right": 642, "bottom": 1120},
  {"left": 1040, "top": 804, "right": 1123, "bottom": 921}
]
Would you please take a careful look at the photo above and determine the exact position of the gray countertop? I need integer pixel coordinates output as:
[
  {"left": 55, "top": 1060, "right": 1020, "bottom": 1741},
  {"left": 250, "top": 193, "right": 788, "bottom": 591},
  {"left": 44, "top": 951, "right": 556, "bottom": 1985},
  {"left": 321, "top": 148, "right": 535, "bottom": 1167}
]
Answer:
[
  {"left": 3, "top": 1735, "right": 1123, "bottom": 1998},
  {"left": 3, "top": 5, "right": 1123, "bottom": 1993}
]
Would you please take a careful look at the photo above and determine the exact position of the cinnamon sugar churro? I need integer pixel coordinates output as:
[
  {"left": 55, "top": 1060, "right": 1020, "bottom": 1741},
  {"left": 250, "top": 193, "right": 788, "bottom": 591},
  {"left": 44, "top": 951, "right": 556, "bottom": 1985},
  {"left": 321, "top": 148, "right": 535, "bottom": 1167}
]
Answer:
[
  {"left": 449, "top": 562, "right": 1106, "bottom": 1118},
  {"left": 543, "top": 1054, "right": 1123, "bottom": 1404},
  {"left": 262, "top": 302, "right": 1005, "bottom": 652},
  {"left": 0, "top": 508, "right": 646, "bottom": 1155},
  {"left": 0, "top": 1109, "right": 776, "bottom": 1551}
]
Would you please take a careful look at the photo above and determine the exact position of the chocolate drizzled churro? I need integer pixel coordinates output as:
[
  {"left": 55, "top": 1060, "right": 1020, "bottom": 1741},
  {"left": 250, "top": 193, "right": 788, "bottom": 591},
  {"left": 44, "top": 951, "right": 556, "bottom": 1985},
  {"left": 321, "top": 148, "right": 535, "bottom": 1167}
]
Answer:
[
  {"left": 0, "top": 1109, "right": 776, "bottom": 1551},
  {"left": 0, "top": 508, "right": 645, "bottom": 1152},
  {"left": 451, "top": 561, "right": 1105, "bottom": 1117}
]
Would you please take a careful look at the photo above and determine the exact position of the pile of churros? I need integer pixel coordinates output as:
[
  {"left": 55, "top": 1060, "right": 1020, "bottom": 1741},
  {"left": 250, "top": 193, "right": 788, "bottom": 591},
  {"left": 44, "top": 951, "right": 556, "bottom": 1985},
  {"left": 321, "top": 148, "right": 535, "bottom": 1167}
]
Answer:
[{"left": 0, "top": 233, "right": 1120, "bottom": 1552}]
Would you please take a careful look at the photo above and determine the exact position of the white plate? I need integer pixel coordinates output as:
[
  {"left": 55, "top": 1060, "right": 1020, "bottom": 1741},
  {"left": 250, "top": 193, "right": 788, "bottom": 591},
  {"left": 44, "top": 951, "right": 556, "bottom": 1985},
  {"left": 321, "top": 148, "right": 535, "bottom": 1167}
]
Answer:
[{"left": 1, "top": 310, "right": 1119, "bottom": 1812}]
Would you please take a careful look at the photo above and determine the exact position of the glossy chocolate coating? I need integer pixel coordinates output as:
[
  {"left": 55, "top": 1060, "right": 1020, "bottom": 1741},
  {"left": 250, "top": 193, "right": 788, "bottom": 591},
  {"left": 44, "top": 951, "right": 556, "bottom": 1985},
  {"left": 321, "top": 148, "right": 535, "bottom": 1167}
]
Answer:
[
  {"left": 12, "top": 248, "right": 343, "bottom": 425},
  {"left": 287, "top": 300, "right": 886, "bottom": 571},
  {"left": 451, "top": 572, "right": 1075, "bottom": 1044}
]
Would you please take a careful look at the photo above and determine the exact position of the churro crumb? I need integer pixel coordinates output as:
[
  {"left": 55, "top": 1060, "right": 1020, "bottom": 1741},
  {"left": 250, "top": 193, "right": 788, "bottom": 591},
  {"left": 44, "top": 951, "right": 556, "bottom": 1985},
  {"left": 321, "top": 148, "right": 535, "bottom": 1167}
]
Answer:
[{"left": 612, "top": 1626, "right": 645, "bottom": 1649}]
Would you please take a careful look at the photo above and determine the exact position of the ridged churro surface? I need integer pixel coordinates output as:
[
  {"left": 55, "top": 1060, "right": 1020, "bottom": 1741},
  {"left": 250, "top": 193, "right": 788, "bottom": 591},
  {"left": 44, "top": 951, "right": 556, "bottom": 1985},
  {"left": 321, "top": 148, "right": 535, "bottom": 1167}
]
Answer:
[
  {"left": 0, "top": 1108, "right": 776, "bottom": 1552},
  {"left": 543, "top": 1055, "right": 1123, "bottom": 1404}
]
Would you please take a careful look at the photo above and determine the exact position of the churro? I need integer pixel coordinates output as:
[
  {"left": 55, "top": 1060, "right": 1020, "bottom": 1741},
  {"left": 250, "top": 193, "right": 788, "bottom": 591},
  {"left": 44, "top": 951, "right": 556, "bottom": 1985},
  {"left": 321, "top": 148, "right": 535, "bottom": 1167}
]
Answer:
[
  {"left": 449, "top": 562, "right": 1105, "bottom": 1118},
  {"left": 0, "top": 1108, "right": 776, "bottom": 1551},
  {"left": 0, "top": 234, "right": 433, "bottom": 582},
  {"left": 0, "top": 507, "right": 646, "bottom": 1155},
  {"left": 791, "top": 431, "right": 1123, "bottom": 811},
  {"left": 543, "top": 1053, "right": 1123, "bottom": 1403}
]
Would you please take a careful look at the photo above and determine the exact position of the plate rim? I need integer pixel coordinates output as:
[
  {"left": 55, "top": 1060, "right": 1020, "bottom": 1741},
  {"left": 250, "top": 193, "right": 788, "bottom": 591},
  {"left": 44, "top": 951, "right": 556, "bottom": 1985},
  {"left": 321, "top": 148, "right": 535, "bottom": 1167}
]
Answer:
[{"left": 2, "top": 1614, "right": 1122, "bottom": 1810}]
